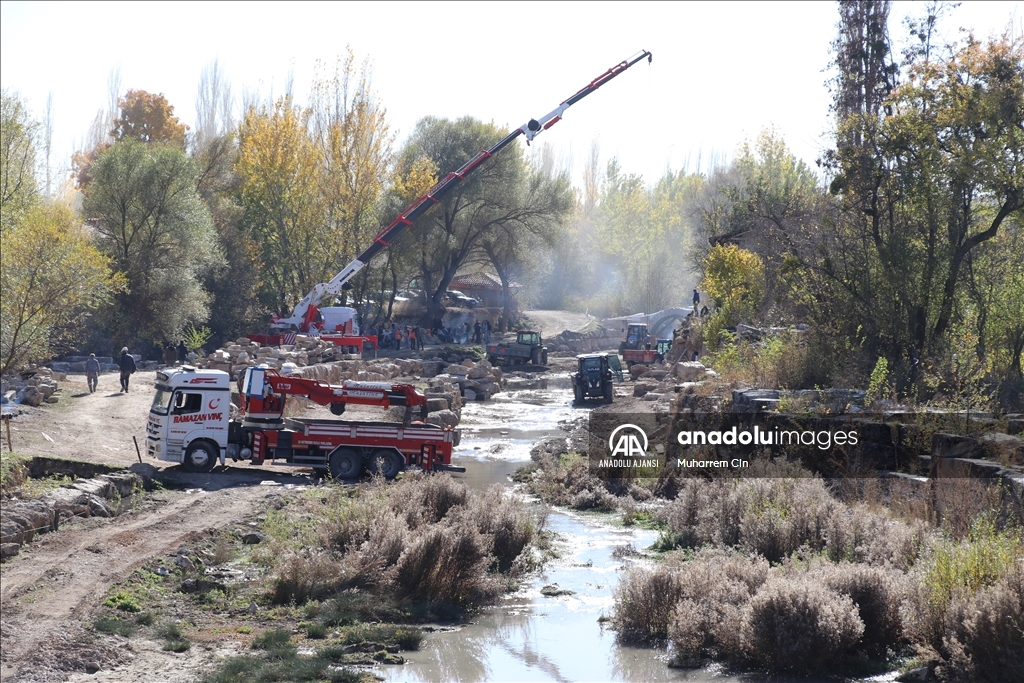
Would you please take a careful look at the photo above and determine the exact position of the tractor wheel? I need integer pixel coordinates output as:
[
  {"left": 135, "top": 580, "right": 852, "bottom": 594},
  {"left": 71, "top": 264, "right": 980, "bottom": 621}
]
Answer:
[
  {"left": 488, "top": 355, "right": 498, "bottom": 365},
  {"left": 531, "top": 348, "right": 540, "bottom": 364},
  {"left": 368, "top": 449, "right": 404, "bottom": 480},
  {"left": 574, "top": 383, "right": 583, "bottom": 404},
  {"left": 541, "top": 350, "right": 548, "bottom": 365},
  {"left": 329, "top": 448, "right": 362, "bottom": 481},
  {"left": 183, "top": 441, "right": 217, "bottom": 473},
  {"left": 618, "top": 342, "right": 626, "bottom": 354},
  {"left": 603, "top": 381, "right": 614, "bottom": 403},
  {"left": 654, "top": 354, "right": 664, "bottom": 363},
  {"left": 330, "top": 402, "right": 346, "bottom": 416}
]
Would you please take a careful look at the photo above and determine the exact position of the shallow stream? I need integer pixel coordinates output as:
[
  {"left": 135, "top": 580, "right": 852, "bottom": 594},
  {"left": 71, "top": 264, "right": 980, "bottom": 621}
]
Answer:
[{"left": 381, "top": 375, "right": 887, "bottom": 683}]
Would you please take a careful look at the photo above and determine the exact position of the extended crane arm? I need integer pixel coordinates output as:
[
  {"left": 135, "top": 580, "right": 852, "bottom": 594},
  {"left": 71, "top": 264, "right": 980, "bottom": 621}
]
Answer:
[{"left": 276, "top": 49, "right": 653, "bottom": 330}]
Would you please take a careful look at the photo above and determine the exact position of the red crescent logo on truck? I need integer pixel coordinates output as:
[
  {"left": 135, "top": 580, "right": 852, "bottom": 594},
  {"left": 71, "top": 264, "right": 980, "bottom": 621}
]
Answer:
[{"left": 208, "top": 398, "right": 221, "bottom": 410}]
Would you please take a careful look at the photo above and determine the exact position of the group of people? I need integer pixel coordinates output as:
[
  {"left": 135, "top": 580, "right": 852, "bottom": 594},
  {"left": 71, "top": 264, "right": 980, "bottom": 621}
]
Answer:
[
  {"left": 84, "top": 347, "right": 137, "bottom": 393},
  {"left": 375, "top": 324, "right": 425, "bottom": 351},
  {"left": 162, "top": 340, "right": 189, "bottom": 367},
  {"left": 372, "top": 318, "right": 498, "bottom": 349}
]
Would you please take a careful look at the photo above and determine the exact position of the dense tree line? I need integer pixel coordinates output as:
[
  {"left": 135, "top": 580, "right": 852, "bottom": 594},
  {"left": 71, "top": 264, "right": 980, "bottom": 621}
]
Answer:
[{"left": 2, "top": 4, "right": 1020, "bottom": 410}]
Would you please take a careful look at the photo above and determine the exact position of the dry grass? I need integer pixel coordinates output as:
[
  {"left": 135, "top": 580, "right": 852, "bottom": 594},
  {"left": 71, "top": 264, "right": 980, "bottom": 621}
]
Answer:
[
  {"left": 657, "top": 475, "right": 928, "bottom": 569},
  {"left": 263, "top": 474, "right": 538, "bottom": 618}
]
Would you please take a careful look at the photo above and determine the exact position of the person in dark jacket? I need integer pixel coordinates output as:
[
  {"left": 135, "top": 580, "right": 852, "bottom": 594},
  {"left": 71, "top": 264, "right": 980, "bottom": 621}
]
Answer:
[
  {"left": 118, "top": 347, "right": 137, "bottom": 392},
  {"left": 163, "top": 343, "right": 177, "bottom": 367},
  {"left": 177, "top": 340, "right": 187, "bottom": 363},
  {"left": 85, "top": 353, "right": 101, "bottom": 393}
]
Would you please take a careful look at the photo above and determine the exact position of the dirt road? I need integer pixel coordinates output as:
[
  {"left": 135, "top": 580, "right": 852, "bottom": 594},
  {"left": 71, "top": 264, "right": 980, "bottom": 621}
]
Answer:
[
  {"left": 521, "top": 309, "right": 596, "bottom": 339},
  {"left": 7, "top": 371, "right": 159, "bottom": 469},
  {"left": 1, "top": 371, "right": 318, "bottom": 681}
]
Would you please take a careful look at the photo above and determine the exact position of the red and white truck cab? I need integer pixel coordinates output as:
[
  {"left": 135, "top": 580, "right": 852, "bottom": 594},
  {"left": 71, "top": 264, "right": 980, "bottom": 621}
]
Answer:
[{"left": 146, "top": 367, "right": 233, "bottom": 470}]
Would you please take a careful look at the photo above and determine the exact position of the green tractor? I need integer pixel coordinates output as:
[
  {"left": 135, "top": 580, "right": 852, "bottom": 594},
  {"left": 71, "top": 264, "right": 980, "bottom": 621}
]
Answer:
[
  {"left": 572, "top": 353, "right": 623, "bottom": 404},
  {"left": 654, "top": 338, "right": 672, "bottom": 363}
]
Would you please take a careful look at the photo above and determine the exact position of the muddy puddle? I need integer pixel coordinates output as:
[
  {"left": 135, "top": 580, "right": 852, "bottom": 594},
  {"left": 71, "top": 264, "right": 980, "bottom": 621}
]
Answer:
[{"left": 380, "top": 376, "right": 857, "bottom": 682}]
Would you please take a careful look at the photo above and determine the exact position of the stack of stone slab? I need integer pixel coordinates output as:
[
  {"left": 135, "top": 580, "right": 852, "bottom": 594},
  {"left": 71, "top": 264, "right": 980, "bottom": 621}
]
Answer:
[{"left": 432, "top": 357, "right": 504, "bottom": 400}]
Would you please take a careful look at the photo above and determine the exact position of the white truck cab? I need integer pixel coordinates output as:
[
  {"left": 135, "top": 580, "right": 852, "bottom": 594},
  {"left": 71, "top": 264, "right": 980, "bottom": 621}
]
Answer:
[{"left": 146, "top": 366, "right": 232, "bottom": 472}]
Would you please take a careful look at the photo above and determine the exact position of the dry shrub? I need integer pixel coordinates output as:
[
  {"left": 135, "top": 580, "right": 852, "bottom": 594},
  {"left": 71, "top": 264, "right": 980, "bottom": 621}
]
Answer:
[
  {"left": 659, "top": 475, "right": 929, "bottom": 569},
  {"left": 738, "top": 478, "right": 840, "bottom": 562},
  {"left": 741, "top": 574, "right": 864, "bottom": 672},
  {"left": 668, "top": 550, "right": 769, "bottom": 660},
  {"left": 266, "top": 475, "right": 536, "bottom": 615},
  {"left": 934, "top": 564, "right": 1024, "bottom": 682},
  {"left": 614, "top": 556, "right": 688, "bottom": 643},
  {"left": 392, "top": 517, "right": 495, "bottom": 608},
  {"left": 472, "top": 485, "right": 534, "bottom": 573},
  {"left": 345, "top": 509, "right": 409, "bottom": 587},
  {"left": 317, "top": 486, "right": 385, "bottom": 552},
  {"left": 934, "top": 479, "right": 1005, "bottom": 540},
  {"left": 272, "top": 551, "right": 347, "bottom": 604},
  {"left": 822, "top": 502, "right": 929, "bottom": 570},
  {"left": 527, "top": 454, "right": 618, "bottom": 511},
  {"left": 390, "top": 474, "right": 469, "bottom": 527},
  {"left": 660, "top": 479, "right": 743, "bottom": 549},
  {"left": 814, "top": 562, "right": 909, "bottom": 650}
]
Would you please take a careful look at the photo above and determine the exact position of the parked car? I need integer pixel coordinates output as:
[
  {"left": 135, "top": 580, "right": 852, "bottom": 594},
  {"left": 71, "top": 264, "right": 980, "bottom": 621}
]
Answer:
[{"left": 445, "top": 290, "right": 480, "bottom": 308}]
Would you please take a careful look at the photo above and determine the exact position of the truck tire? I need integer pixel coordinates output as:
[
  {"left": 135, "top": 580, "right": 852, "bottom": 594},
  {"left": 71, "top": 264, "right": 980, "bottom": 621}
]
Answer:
[
  {"left": 541, "top": 350, "right": 548, "bottom": 365},
  {"left": 329, "top": 448, "right": 361, "bottom": 481},
  {"left": 330, "top": 402, "right": 346, "bottom": 416},
  {"left": 369, "top": 449, "right": 403, "bottom": 480},
  {"left": 183, "top": 441, "right": 217, "bottom": 473},
  {"left": 603, "top": 381, "right": 613, "bottom": 403},
  {"left": 574, "top": 383, "right": 583, "bottom": 404},
  {"left": 488, "top": 355, "right": 498, "bottom": 365}
]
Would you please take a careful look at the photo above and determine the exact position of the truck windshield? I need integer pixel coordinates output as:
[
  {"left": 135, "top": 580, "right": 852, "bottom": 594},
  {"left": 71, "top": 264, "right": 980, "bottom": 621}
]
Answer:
[{"left": 151, "top": 385, "right": 174, "bottom": 415}]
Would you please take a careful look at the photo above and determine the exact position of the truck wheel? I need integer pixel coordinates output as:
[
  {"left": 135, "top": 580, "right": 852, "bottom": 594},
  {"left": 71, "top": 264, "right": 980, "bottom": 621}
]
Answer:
[
  {"left": 488, "top": 355, "right": 498, "bottom": 365},
  {"left": 541, "top": 350, "right": 548, "bottom": 365},
  {"left": 574, "top": 383, "right": 583, "bottom": 404},
  {"left": 183, "top": 441, "right": 217, "bottom": 473},
  {"left": 330, "top": 402, "right": 346, "bottom": 416},
  {"left": 603, "top": 381, "right": 614, "bottom": 403},
  {"left": 369, "top": 449, "right": 403, "bottom": 480},
  {"left": 329, "top": 448, "right": 361, "bottom": 481}
]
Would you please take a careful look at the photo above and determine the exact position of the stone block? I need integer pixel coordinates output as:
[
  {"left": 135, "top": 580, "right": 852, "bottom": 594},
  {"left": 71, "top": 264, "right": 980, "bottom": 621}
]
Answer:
[
  {"left": 931, "top": 433, "right": 982, "bottom": 459},
  {"left": 674, "top": 361, "right": 707, "bottom": 382},
  {"left": 73, "top": 478, "right": 114, "bottom": 498},
  {"left": 426, "top": 397, "right": 450, "bottom": 413}
]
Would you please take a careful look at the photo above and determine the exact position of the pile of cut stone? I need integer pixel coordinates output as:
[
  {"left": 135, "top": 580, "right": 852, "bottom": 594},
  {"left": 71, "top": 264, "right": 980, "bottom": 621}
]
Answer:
[
  {"left": 1, "top": 367, "right": 64, "bottom": 407},
  {"left": 197, "top": 337, "right": 348, "bottom": 379},
  {"left": 431, "top": 357, "right": 504, "bottom": 401}
]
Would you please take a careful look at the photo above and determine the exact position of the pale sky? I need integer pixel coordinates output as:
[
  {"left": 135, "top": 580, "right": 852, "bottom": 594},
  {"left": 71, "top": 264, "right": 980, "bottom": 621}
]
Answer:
[{"left": 2, "top": 1, "right": 1020, "bottom": 188}]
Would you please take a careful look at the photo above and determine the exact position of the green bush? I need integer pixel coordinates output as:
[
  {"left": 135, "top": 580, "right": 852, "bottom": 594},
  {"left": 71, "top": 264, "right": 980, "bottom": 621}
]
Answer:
[{"left": 103, "top": 590, "right": 141, "bottom": 613}]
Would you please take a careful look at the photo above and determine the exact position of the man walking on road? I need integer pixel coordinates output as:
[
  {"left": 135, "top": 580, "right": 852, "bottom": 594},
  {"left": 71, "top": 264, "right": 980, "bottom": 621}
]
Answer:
[
  {"left": 86, "top": 353, "right": 101, "bottom": 393},
  {"left": 118, "top": 347, "right": 137, "bottom": 392},
  {"left": 692, "top": 288, "right": 700, "bottom": 315}
]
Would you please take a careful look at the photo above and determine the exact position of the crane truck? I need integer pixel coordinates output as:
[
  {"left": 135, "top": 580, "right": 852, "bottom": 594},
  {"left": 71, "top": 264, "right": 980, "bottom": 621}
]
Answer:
[
  {"left": 250, "top": 49, "right": 653, "bottom": 348},
  {"left": 149, "top": 50, "right": 654, "bottom": 478},
  {"left": 146, "top": 364, "right": 461, "bottom": 479}
]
